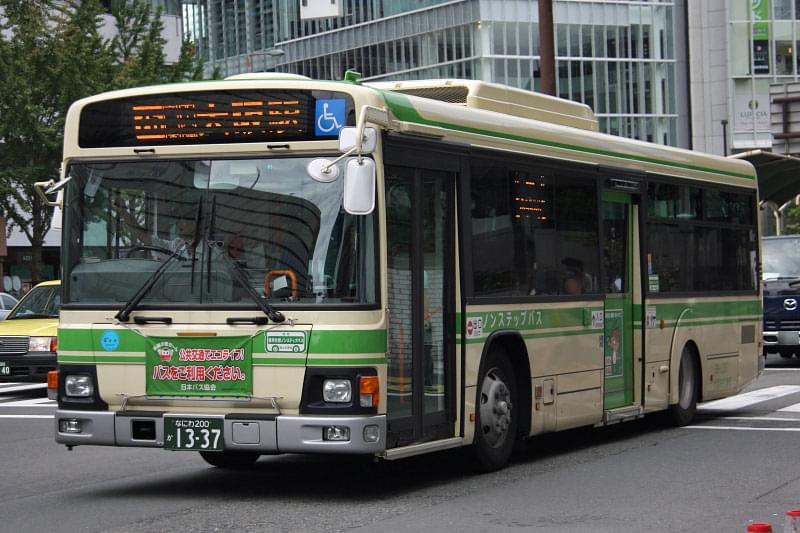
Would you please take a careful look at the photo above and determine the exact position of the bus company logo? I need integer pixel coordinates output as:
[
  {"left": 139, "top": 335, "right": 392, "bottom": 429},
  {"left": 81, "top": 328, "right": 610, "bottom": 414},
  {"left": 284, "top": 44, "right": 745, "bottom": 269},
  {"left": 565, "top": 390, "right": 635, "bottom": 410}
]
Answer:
[
  {"left": 153, "top": 341, "right": 179, "bottom": 362},
  {"left": 785, "top": 298, "right": 798, "bottom": 311}
]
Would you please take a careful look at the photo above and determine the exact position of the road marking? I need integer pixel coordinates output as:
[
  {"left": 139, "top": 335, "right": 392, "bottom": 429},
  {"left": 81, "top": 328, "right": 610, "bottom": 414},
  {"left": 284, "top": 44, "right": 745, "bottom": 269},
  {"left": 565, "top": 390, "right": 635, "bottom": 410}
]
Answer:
[
  {"left": 0, "top": 415, "right": 53, "bottom": 419},
  {"left": 685, "top": 425, "right": 800, "bottom": 432},
  {"left": 715, "top": 416, "right": 800, "bottom": 422},
  {"left": 778, "top": 401, "right": 800, "bottom": 413},
  {"left": 698, "top": 385, "right": 800, "bottom": 411},
  {"left": 0, "top": 398, "right": 55, "bottom": 407},
  {"left": 0, "top": 383, "right": 46, "bottom": 394}
]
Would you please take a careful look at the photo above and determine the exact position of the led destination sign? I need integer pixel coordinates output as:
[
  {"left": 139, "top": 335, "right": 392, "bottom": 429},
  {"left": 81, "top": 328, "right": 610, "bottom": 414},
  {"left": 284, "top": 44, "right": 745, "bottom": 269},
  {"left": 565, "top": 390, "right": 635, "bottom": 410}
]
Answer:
[{"left": 78, "top": 90, "right": 354, "bottom": 148}]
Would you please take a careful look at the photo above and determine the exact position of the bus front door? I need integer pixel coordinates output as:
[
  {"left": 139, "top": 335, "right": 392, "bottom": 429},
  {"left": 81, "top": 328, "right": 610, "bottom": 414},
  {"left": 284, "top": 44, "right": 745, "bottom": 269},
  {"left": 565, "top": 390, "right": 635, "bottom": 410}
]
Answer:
[
  {"left": 385, "top": 164, "right": 455, "bottom": 448},
  {"left": 602, "top": 193, "right": 635, "bottom": 410}
]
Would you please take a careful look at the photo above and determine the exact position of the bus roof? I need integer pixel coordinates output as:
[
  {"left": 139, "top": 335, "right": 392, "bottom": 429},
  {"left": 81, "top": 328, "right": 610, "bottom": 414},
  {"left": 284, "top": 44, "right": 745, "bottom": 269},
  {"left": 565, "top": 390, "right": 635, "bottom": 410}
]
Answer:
[{"left": 62, "top": 76, "right": 755, "bottom": 188}]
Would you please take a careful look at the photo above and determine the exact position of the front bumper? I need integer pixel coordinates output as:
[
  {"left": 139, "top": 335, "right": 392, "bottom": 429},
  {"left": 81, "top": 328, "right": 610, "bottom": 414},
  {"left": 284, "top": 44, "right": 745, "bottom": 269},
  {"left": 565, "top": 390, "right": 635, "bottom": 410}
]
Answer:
[
  {"left": 763, "top": 330, "right": 800, "bottom": 350},
  {"left": 0, "top": 352, "right": 56, "bottom": 382},
  {"left": 55, "top": 409, "right": 387, "bottom": 455}
]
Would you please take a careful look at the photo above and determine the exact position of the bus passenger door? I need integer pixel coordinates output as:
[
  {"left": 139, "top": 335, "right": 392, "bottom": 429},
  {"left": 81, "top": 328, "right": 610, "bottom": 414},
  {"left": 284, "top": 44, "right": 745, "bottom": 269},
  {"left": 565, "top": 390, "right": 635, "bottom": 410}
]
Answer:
[
  {"left": 384, "top": 163, "right": 456, "bottom": 448},
  {"left": 602, "top": 192, "right": 635, "bottom": 410}
]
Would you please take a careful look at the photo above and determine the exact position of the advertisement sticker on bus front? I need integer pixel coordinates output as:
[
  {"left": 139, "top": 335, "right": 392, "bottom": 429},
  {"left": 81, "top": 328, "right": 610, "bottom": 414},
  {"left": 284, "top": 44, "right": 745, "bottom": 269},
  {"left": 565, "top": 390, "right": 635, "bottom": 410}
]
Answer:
[
  {"left": 146, "top": 336, "right": 252, "bottom": 397},
  {"left": 265, "top": 331, "right": 307, "bottom": 353}
]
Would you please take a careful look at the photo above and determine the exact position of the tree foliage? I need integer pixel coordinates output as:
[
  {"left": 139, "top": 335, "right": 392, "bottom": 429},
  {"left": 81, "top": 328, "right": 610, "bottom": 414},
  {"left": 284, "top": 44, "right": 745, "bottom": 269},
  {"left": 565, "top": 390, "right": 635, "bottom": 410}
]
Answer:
[{"left": 0, "top": 0, "right": 208, "bottom": 282}]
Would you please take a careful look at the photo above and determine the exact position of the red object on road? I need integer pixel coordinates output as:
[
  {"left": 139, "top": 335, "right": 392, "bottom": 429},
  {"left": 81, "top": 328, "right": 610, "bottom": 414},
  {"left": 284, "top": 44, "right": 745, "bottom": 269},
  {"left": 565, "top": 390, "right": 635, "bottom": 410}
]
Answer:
[
  {"left": 746, "top": 523, "right": 772, "bottom": 532},
  {"left": 785, "top": 509, "right": 800, "bottom": 532}
]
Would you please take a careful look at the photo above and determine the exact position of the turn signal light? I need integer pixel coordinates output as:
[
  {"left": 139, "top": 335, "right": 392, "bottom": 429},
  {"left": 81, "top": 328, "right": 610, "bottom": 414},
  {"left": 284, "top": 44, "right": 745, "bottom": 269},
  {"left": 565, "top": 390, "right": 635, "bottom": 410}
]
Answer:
[
  {"left": 359, "top": 375, "right": 379, "bottom": 407},
  {"left": 47, "top": 370, "right": 58, "bottom": 390},
  {"left": 50, "top": 336, "right": 58, "bottom": 353},
  {"left": 47, "top": 371, "right": 58, "bottom": 400}
]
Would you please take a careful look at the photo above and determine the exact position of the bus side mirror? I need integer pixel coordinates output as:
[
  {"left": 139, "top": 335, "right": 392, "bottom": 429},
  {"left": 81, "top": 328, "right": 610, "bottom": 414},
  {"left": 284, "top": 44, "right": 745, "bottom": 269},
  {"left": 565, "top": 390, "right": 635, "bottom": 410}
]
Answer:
[
  {"left": 339, "top": 127, "right": 377, "bottom": 154},
  {"left": 343, "top": 157, "right": 375, "bottom": 215},
  {"left": 51, "top": 191, "right": 63, "bottom": 231}
]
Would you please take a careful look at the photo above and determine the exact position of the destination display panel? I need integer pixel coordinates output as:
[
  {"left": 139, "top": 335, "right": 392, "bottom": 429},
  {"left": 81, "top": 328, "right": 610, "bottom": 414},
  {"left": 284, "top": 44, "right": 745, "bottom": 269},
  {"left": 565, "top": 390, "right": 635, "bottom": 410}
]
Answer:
[{"left": 78, "top": 90, "right": 355, "bottom": 148}]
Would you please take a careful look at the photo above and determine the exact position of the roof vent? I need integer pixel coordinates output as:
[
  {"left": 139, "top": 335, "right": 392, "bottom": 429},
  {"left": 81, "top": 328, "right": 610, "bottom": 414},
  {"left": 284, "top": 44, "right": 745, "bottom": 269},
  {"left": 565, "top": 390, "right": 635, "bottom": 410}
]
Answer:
[
  {"left": 225, "top": 73, "right": 311, "bottom": 81},
  {"left": 366, "top": 79, "right": 598, "bottom": 132}
]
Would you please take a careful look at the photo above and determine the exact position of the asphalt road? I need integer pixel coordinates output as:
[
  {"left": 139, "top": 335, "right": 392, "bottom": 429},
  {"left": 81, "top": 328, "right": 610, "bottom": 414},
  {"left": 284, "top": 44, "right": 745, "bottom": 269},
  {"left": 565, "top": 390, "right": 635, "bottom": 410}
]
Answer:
[{"left": 2, "top": 358, "right": 800, "bottom": 533}]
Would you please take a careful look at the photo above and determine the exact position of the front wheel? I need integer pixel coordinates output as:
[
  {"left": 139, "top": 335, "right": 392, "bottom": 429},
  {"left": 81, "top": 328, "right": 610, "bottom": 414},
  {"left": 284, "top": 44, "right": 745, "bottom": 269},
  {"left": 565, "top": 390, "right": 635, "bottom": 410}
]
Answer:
[
  {"left": 199, "top": 451, "right": 260, "bottom": 468},
  {"left": 472, "top": 348, "right": 517, "bottom": 472},
  {"left": 669, "top": 347, "right": 698, "bottom": 426}
]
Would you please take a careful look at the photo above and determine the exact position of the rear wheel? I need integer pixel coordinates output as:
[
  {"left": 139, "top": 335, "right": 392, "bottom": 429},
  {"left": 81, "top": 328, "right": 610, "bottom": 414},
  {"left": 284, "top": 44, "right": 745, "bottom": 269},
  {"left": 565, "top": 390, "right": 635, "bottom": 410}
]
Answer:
[
  {"left": 472, "top": 348, "right": 517, "bottom": 472},
  {"left": 199, "top": 451, "right": 260, "bottom": 468},
  {"left": 669, "top": 347, "right": 698, "bottom": 426}
]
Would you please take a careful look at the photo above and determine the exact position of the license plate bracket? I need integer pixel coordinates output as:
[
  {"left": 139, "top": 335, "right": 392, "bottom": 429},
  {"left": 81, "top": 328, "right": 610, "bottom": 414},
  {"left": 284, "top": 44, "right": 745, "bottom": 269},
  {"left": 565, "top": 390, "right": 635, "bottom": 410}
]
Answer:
[{"left": 164, "top": 416, "right": 224, "bottom": 452}]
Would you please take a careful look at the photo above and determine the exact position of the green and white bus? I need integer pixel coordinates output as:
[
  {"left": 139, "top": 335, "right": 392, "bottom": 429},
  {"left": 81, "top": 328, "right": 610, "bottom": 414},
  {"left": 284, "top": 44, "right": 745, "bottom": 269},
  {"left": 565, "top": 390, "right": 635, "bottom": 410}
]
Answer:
[{"left": 45, "top": 73, "right": 762, "bottom": 471}]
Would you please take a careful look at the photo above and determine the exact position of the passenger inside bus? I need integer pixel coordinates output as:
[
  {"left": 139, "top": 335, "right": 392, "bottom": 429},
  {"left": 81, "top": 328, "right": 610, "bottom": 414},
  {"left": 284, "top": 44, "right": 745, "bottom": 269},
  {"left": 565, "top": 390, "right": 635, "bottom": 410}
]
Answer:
[{"left": 561, "top": 257, "right": 592, "bottom": 294}]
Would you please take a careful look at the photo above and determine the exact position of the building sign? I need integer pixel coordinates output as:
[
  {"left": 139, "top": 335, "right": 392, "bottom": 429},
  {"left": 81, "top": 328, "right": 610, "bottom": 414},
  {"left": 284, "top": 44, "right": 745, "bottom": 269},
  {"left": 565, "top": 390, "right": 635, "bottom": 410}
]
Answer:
[
  {"left": 146, "top": 336, "right": 252, "bottom": 397},
  {"left": 735, "top": 94, "right": 771, "bottom": 131},
  {"left": 300, "top": 0, "right": 343, "bottom": 19},
  {"left": 753, "top": 0, "right": 770, "bottom": 73}
]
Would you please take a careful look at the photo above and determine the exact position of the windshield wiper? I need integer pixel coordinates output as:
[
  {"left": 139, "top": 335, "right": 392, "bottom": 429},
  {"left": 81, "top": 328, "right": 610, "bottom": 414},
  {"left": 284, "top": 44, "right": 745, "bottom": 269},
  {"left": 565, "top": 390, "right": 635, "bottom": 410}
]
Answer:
[
  {"left": 189, "top": 198, "right": 203, "bottom": 292},
  {"left": 114, "top": 244, "right": 187, "bottom": 323},
  {"left": 206, "top": 194, "right": 284, "bottom": 323},
  {"left": 9, "top": 313, "right": 55, "bottom": 320}
]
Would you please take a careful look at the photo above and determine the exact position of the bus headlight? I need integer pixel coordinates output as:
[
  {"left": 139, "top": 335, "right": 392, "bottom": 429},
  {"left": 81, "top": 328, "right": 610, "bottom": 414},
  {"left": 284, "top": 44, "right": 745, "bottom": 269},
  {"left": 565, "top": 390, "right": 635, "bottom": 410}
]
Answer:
[
  {"left": 322, "top": 379, "right": 352, "bottom": 403},
  {"left": 65, "top": 375, "right": 94, "bottom": 398}
]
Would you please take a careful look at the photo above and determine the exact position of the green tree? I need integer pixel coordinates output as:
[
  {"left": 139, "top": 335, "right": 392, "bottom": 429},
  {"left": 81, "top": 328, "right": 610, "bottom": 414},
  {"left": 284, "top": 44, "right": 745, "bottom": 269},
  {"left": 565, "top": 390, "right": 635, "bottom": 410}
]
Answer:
[
  {"left": 0, "top": 0, "right": 206, "bottom": 283},
  {"left": 783, "top": 204, "right": 800, "bottom": 235}
]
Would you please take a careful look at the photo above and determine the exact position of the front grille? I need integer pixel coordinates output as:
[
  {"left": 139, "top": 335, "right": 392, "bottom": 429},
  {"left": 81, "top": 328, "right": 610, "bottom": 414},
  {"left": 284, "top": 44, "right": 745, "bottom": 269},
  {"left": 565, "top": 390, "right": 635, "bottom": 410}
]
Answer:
[{"left": 0, "top": 337, "right": 29, "bottom": 355}]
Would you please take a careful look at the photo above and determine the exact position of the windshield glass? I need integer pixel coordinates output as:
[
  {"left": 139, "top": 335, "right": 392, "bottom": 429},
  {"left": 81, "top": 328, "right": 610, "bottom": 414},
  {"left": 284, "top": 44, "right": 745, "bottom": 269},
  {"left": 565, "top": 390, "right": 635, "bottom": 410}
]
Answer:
[
  {"left": 63, "top": 158, "right": 376, "bottom": 306},
  {"left": 763, "top": 237, "right": 800, "bottom": 280},
  {"left": 8, "top": 285, "right": 60, "bottom": 319}
]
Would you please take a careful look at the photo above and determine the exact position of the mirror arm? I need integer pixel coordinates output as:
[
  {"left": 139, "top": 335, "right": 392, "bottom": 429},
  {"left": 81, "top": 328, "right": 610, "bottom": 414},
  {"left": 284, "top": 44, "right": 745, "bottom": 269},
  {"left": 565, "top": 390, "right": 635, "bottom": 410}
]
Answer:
[
  {"left": 34, "top": 180, "right": 61, "bottom": 207},
  {"left": 321, "top": 145, "right": 359, "bottom": 174},
  {"left": 322, "top": 105, "right": 389, "bottom": 173}
]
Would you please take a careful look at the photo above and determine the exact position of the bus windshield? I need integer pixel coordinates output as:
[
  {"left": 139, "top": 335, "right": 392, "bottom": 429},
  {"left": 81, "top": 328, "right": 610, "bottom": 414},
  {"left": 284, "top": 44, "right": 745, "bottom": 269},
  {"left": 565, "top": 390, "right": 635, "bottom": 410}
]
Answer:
[
  {"left": 62, "top": 157, "right": 376, "bottom": 307},
  {"left": 763, "top": 237, "right": 800, "bottom": 281}
]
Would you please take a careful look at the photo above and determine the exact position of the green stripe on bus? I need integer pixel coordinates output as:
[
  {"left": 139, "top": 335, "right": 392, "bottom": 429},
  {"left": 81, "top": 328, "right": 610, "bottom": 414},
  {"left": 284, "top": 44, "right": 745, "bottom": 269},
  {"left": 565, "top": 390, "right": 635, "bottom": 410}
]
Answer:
[
  {"left": 58, "top": 355, "right": 145, "bottom": 364},
  {"left": 253, "top": 359, "right": 306, "bottom": 366},
  {"left": 464, "top": 328, "right": 601, "bottom": 344},
  {"left": 58, "top": 328, "right": 387, "bottom": 355},
  {"left": 307, "top": 357, "right": 387, "bottom": 365},
  {"left": 381, "top": 92, "right": 755, "bottom": 181},
  {"left": 308, "top": 330, "right": 386, "bottom": 354},
  {"left": 634, "top": 300, "right": 761, "bottom": 319}
]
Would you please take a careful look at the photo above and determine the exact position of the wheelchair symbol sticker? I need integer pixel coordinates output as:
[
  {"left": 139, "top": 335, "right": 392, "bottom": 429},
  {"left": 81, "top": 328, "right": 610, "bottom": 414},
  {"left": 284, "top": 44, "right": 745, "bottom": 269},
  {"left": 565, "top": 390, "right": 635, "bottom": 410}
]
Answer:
[{"left": 314, "top": 99, "right": 345, "bottom": 136}]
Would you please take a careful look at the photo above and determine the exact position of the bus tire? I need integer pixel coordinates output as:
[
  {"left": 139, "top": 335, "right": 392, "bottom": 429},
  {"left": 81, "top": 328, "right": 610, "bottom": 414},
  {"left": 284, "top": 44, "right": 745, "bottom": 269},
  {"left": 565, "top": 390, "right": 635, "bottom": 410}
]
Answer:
[
  {"left": 472, "top": 348, "right": 517, "bottom": 472},
  {"left": 199, "top": 451, "right": 260, "bottom": 468},
  {"left": 669, "top": 347, "right": 698, "bottom": 426}
]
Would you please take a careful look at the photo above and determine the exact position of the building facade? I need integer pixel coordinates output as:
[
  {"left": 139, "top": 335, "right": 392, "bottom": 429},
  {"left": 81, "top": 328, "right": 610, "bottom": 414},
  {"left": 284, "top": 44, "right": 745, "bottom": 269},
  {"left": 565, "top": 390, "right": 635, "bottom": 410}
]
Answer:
[
  {"left": 181, "top": 0, "right": 689, "bottom": 147},
  {"left": 689, "top": 0, "right": 800, "bottom": 156}
]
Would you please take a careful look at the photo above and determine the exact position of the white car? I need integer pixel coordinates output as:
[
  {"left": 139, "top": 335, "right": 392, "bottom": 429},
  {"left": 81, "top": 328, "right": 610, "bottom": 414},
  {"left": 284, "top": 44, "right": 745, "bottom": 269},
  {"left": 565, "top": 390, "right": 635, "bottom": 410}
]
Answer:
[{"left": 0, "top": 293, "right": 18, "bottom": 320}]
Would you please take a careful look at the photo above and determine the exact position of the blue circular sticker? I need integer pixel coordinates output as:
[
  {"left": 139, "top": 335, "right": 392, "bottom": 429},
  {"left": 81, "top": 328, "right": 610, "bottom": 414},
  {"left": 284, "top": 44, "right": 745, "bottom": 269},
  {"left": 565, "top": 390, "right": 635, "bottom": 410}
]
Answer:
[{"left": 100, "top": 330, "right": 120, "bottom": 352}]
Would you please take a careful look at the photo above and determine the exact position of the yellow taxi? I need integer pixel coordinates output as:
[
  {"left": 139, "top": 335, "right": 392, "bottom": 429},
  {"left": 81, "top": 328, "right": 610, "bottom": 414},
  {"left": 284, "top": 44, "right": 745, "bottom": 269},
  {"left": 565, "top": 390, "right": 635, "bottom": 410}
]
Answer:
[{"left": 0, "top": 280, "right": 60, "bottom": 381}]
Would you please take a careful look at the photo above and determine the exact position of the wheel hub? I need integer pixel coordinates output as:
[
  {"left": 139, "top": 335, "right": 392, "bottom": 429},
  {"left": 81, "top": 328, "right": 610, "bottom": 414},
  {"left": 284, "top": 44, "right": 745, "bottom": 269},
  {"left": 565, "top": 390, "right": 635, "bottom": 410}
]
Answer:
[{"left": 479, "top": 369, "right": 513, "bottom": 448}]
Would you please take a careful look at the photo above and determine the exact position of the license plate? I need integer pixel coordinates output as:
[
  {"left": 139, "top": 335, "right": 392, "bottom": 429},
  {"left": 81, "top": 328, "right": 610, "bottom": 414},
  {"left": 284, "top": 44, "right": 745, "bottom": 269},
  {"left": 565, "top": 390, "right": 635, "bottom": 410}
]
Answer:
[
  {"left": 0, "top": 362, "right": 9, "bottom": 376},
  {"left": 164, "top": 416, "right": 224, "bottom": 452}
]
